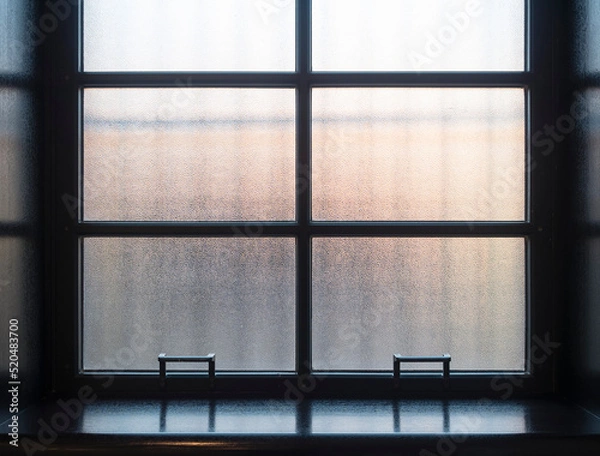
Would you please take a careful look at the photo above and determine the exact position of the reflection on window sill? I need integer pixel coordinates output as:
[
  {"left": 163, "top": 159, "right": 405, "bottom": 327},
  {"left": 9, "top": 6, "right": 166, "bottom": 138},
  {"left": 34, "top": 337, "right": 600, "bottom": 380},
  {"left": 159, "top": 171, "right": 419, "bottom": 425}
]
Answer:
[{"left": 11, "top": 397, "right": 600, "bottom": 437}]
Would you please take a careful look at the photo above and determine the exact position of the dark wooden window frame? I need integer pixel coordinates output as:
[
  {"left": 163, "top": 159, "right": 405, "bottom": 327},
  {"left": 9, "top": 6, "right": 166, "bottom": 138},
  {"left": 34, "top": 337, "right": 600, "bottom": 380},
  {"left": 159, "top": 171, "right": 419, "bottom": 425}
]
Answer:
[{"left": 47, "top": 0, "right": 559, "bottom": 397}]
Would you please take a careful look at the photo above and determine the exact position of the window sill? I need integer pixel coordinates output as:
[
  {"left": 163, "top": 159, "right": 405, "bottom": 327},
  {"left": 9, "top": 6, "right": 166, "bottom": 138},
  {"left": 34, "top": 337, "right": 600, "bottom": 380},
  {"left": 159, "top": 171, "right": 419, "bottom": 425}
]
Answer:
[{"left": 10, "top": 397, "right": 600, "bottom": 455}]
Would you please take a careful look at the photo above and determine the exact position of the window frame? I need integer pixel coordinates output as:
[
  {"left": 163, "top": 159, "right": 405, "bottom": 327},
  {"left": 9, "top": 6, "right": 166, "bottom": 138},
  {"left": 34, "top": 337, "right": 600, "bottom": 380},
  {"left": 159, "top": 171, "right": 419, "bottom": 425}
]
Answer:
[{"left": 48, "top": 0, "right": 559, "bottom": 397}]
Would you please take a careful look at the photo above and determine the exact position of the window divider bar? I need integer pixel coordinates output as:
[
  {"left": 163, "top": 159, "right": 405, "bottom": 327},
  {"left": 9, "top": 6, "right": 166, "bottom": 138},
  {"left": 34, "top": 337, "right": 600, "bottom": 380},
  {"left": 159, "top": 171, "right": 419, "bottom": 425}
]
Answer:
[
  {"left": 310, "top": 72, "right": 533, "bottom": 87},
  {"left": 0, "top": 75, "right": 35, "bottom": 87},
  {"left": 74, "top": 222, "right": 535, "bottom": 237},
  {"left": 296, "top": 0, "right": 312, "bottom": 377},
  {"left": 77, "top": 72, "right": 533, "bottom": 88}
]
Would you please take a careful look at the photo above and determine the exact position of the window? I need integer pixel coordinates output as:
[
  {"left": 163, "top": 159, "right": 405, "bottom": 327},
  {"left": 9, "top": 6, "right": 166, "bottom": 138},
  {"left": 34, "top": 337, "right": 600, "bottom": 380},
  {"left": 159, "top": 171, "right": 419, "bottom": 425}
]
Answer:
[{"left": 52, "top": 0, "right": 556, "bottom": 394}]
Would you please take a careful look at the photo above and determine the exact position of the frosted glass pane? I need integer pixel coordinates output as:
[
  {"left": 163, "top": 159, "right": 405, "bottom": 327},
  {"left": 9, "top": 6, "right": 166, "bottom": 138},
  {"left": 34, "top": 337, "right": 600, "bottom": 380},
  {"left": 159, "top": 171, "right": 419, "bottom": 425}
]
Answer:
[
  {"left": 83, "top": 238, "right": 295, "bottom": 371},
  {"left": 312, "top": 238, "right": 525, "bottom": 371},
  {"left": 313, "top": 0, "right": 525, "bottom": 71},
  {"left": 83, "top": 89, "right": 295, "bottom": 221},
  {"left": 83, "top": 0, "right": 295, "bottom": 71},
  {"left": 0, "top": 89, "right": 35, "bottom": 223},
  {"left": 312, "top": 88, "right": 525, "bottom": 221}
]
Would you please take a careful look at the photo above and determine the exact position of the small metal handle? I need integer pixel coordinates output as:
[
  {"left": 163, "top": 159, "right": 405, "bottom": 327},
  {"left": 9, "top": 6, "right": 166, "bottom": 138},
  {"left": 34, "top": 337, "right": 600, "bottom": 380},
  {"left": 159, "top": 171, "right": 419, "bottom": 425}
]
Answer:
[
  {"left": 158, "top": 353, "right": 215, "bottom": 391},
  {"left": 393, "top": 354, "right": 451, "bottom": 389}
]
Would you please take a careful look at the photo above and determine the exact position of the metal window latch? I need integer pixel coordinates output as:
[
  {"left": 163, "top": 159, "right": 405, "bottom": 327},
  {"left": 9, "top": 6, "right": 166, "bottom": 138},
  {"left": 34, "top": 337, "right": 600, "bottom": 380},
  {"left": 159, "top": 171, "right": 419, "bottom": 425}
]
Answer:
[
  {"left": 393, "top": 353, "right": 451, "bottom": 389},
  {"left": 158, "top": 353, "right": 216, "bottom": 391}
]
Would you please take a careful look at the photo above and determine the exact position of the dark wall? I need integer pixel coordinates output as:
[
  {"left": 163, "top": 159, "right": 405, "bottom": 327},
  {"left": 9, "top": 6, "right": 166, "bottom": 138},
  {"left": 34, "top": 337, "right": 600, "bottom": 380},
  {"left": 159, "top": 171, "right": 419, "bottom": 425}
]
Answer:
[
  {"left": 563, "top": 0, "right": 600, "bottom": 416},
  {"left": 0, "top": 0, "right": 44, "bottom": 425}
]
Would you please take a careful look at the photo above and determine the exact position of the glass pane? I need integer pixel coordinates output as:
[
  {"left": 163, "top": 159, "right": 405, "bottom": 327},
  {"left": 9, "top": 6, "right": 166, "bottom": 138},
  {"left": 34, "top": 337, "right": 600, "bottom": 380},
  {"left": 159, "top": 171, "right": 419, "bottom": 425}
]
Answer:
[
  {"left": 313, "top": 0, "right": 525, "bottom": 71},
  {"left": 312, "top": 88, "right": 525, "bottom": 221},
  {"left": 82, "top": 238, "right": 295, "bottom": 371},
  {"left": 312, "top": 238, "right": 525, "bottom": 371},
  {"left": 83, "top": 0, "right": 295, "bottom": 71},
  {"left": 83, "top": 88, "right": 295, "bottom": 221}
]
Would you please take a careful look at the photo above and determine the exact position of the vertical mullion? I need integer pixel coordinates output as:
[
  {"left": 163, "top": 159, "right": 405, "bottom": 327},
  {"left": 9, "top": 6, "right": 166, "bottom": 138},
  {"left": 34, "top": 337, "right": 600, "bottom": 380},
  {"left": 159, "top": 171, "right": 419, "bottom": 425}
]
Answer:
[
  {"left": 296, "top": 0, "right": 311, "bottom": 376},
  {"left": 525, "top": 0, "right": 532, "bottom": 73},
  {"left": 52, "top": 0, "right": 81, "bottom": 394},
  {"left": 528, "top": 0, "right": 557, "bottom": 391}
]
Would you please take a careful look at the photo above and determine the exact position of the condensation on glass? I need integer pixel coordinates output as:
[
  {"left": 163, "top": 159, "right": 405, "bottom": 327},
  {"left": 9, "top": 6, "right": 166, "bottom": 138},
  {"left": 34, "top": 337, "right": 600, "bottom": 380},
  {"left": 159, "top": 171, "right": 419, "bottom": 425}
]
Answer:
[
  {"left": 312, "top": 88, "right": 525, "bottom": 221},
  {"left": 83, "top": 88, "right": 295, "bottom": 221},
  {"left": 312, "top": 238, "right": 525, "bottom": 371},
  {"left": 312, "top": 0, "right": 525, "bottom": 71},
  {"left": 82, "top": 237, "right": 296, "bottom": 371},
  {"left": 83, "top": 0, "right": 295, "bottom": 71}
]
